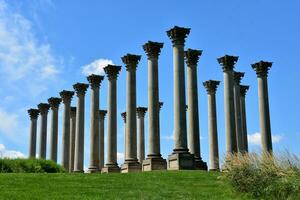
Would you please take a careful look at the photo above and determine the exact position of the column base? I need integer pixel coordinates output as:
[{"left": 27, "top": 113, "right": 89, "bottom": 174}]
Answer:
[
  {"left": 168, "top": 151, "right": 195, "bottom": 170},
  {"left": 194, "top": 157, "right": 208, "bottom": 171},
  {"left": 142, "top": 157, "right": 167, "bottom": 171},
  {"left": 121, "top": 161, "right": 142, "bottom": 173},
  {"left": 101, "top": 163, "right": 120, "bottom": 173},
  {"left": 87, "top": 166, "right": 100, "bottom": 173}
]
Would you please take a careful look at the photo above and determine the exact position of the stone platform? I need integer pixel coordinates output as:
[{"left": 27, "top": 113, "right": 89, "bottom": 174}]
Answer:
[
  {"left": 142, "top": 157, "right": 167, "bottom": 171},
  {"left": 168, "top": 151, "right": 195, "bottom": 170}
]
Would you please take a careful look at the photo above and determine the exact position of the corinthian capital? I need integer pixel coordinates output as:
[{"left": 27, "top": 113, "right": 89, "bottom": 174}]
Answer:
[
  {"left": 217, "top": 55, "right": 238, "bottom": 72},
  {"left": 38, "top": 103, "right": 50, "bottom": 115},
  {"left": 28, "top": 108, "right": 39, "bottom": 119},
  {"left": 59, "top": 90, "right": 74, "bottom": 104},
  {"left": 233, "top": 71, "right": 245, "bottom": 85},
  {"left": 104, "top": 64, "right": 121, "bottom": 80},
  {"left": 184, "top": 48, "right": 202, "bottom": 66},
  {"left": 121, "top": 54, "right": 141, "bottom": 71},
  {"left": 143, "top": 41, "right": 163, "bottom": 59},
  {"left": 203, "top": 80, "right": 221, "bottom": 94},
  {"left": 48, "top": 97, "right": 62, "bottom": 109},
  {"left": 166, "top": 26, "right": 190, "bottom": 46},
  {"left": 251, "top": 61, "right": 272, "bottom": 78},
  {"left": 87, "top": 74, "right": 104, "bottom": 89},
  {"left": 73, "top": 83, "right": 89, "bottom": 96}
]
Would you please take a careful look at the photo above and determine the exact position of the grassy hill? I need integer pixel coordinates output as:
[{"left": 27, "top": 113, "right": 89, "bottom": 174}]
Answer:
[{"left": 0, "top": 171, "right": 251, "bottom": 200}]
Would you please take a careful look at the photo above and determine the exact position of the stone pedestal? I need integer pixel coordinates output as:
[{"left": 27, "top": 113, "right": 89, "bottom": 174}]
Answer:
[
  {"left": 142, "top": 157, "right": 167, "bottom": 171},
  {"left": 38, "top": 103, "right": 50, "bottom": 159},
  {"left": 102, "top": 65, "right": 121, "bottom": 173},
  {"left": 185, "top": 49, "right": 207, "bottom": 171},
  {"left": 252, "top": 61, "right": 273, "bottom": 153},
  {"left": 73, "top": 83, "right": 89, "bottom": 173},
  {"left": 121, "top": 54, "right": 142, "bottom": 173},
  {"left": 203, "top": 80, "right": 220, "bottom": 171},
  {"left": 60, "top": 90, "right": 74, "bottom": 170},
  {"left": 28, "top": 109, "right": 39, "bottom": 158},
  {"left": 217, "top": 55, "right": 238, "bottom": 156},
  {"left": 166, "top": 26, "right": 195, "bottom": 170},
  {"left": 87, "top": 74, "right": 104, "bottom": 173},
  {"left": 48, "top": 97, "right": 61, "bottom": 163},
  {"left": 168, "top": 152, "right": 195, "bottom": 170}
]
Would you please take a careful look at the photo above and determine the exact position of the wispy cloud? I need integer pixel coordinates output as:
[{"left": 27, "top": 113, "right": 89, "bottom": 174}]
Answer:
[
  {"left": 82, "top": 58, "right": 113, "bottom": 76},
  {"left": 0, "top": 0, "right": 62, "bottom": 98},
  {"left": 0, "top": 143, "right": 25, "bottom": 158},
  {"left": 248, "top": 132, "right": 283, "bottom": 145}
]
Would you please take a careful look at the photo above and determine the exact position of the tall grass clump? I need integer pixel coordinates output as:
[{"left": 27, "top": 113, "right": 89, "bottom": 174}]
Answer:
[
  {"left": 222, "top": 152, "right": 300, "bottom": 200},
  {"left": 0, "top": 158, "right": 65, "bottom": 173}
]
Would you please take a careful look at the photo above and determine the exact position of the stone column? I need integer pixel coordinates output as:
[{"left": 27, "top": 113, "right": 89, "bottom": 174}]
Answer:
[
  {"left": 99, "top": 110, "right": 107, "bottom": 170},
  {"left": 240, "top": 85, "right": 250, "bottom": 152},
  {"left": 69, "top": 107, "right": 76, "bottom": 172},
  {"left": 121, "top": 54, "right": 142, "bottom": 173},
  {"left": 37, "top": 103, "right": 50, "bottom": 159},
  {"left": 185, "top": 49, "right": 207, "bottom": 170},
  {"left": 233, "top": 71, "right": 245, "bottom": 152},
  {"left": 121, "top": 112, "right": 127, "bottom": 158},
  {"left": 59, "top": 90, "right": 74, "bottom": 170},
  {"left": 136, "top": 107, "right": 147, "bottom": 164},
  {"left": 203, "top": 80, "right": 220, "bottom": 171},
  {"left": 102, "top": 64, "right": 121, "bottom": 173},
  {"left": 167, "top": 26, "right": 194, "bottom": 170},
  {"left": 87, "top": 74, "right": 104, "bottom": 173},
  {"left": 28, "top": 109, "right": 39, "bottom": 158},
  {"left": 217, "top": 55, "right": 238, "bottom": 155},
  {"left": 48, "top": 97, "right": 62, "bottom": 162},
  {"left": 73, "top": 83, "right": 89, "bottom": 172},
  {"left": 142, "top": 41, "right": 167, "bottom": 171},
  {"left": 252, "top": 61, "right": 273, "bottom": 153}
]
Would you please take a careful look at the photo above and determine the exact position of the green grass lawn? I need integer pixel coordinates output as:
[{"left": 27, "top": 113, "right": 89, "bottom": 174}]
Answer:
[{"left": 0, "top": 171, "right": 251, "bottom": 200}]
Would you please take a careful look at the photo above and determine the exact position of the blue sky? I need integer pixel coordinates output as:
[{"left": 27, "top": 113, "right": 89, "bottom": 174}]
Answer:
[{"left": 0, "top": 0, "right": 299, "bottom": 167}]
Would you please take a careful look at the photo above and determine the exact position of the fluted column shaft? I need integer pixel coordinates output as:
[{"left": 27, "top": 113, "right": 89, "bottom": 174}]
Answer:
[
  {"left": 252, "top": 61, "right": 273, "bottom": 153},
  {"left": 233, "top": 72, "right": 244, "bottom": 152},
  {"left": 185, "top": 49, "right": 202, "bottom": 159},
  {"left": 60, "top": 91, "right": 74, "bottom": 170},
  {"left": 48, "top": 97, "right": 61, "bottom": 162},
  {"left": 99, "top": 110, "right": 107, "bottom": 170},
  {"left": 73, "top": 83, "right": 89, "bottom": 172},
  {"left": 121, "top": 112, "right": 127, "bottom": 159},
  {"left": 204, "top": 80, "right": 220, "bottom": 171},
  {"left": 102, "top": 65, "right": 121, "bottom": 173},
  {"left": 137, "top": 107, "right": 147, "bottom": 163},
  {"left": 240, "top": 85, "right": 249, "bottom": 152},
  {"left": 87, "top": 75, "right": 104, "bottom": 172},
  {"left": 38, "top": 103, "right": 50, "bottom": 159},
  {"left": 218, "top": 55, "right": 238, "bottom": 155},
  {"left": 122, "top": 54, "right": 141, "bottom": 163},
  {"left": 28, "top": 109, "right": 39, "bottom": 158},
  {"left": 69, "top": 107, "right": 76, "bottom": 172},
  {"left": 143, "top": 42, "right": 163, "bottom": 158}
]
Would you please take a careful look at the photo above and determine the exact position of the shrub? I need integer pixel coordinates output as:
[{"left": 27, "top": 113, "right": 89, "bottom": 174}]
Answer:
[
  {"left": 0, "top": 158, "right": 65, "bottom": 173},
  {"left": 222, "top": 152, "right": 300, "bottom": 200}
]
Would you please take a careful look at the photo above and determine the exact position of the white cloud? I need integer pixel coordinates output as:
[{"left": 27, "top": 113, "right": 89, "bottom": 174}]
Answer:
[
  {"left": 117, "top": 152, "right": 124, "bottom": 164},
  {"left": 0, "top": 143, "right": 25, "bottom": 158},
  {"left": 82, "top": 58, "right": 113, "bottom": 76},
  {"left": 248, "top": 132, "right": 283, "bottom": 145},
  {"left": 0, "top": 0, "right": 62, "bottom": 98}
]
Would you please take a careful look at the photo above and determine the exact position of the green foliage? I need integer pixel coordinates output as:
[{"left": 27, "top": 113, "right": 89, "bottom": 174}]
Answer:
[
  {"left": 0, "top": 158, "right": 65, "bottom": 173},
  {"left": 222, "top": 152, "right": 300, "bottom": 200}
]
